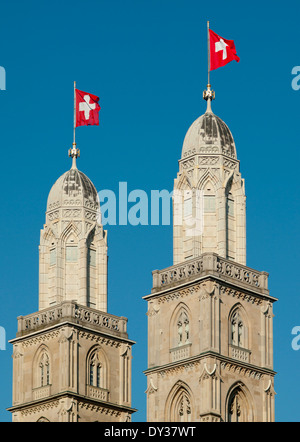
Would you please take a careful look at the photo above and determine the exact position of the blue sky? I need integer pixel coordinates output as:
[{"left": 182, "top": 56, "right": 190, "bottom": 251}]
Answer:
[{"left": 0, "top": 0, "right": 299, "bottom": 422}]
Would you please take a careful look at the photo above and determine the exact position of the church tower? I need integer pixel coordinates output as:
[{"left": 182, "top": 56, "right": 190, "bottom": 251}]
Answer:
[
  {"left": 9, "top": 144, "right": 136, "bottom": 422},
  {"left": 144, "top": 86, "right": 276, "bottom": 422}
]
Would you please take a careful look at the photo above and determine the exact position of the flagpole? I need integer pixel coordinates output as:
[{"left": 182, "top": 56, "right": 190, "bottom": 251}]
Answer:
[
  {"left": 207, "top": 20, "right": 210, "bottom": 86},
  {"left": 73, "top": 80, "right": 76, "bottom": 146},
  {"left": 69, "top": 81, "right": 79, "bottom": 168},
  {"left": 203, "top": 21, "right": 214, "bottom": 112}
]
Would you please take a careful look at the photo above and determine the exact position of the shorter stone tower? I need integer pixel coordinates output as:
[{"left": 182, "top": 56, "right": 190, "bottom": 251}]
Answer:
[{"left": 9, "top": 145, "right": 136, "bottom": 422}]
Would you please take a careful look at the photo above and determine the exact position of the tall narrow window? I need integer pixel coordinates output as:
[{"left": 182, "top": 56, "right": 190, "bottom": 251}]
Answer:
[
  {"left": 50, "top": 248, "right": 56, "bottom": 266},
  {"left": 89, "top": 359, "right": 102, "bottom": 387},
  {"left": 204, "top": 195, "right": 216, "bottom": 212},
  {"left": 183, "top": 190, "right": 192, "bottom": 218},
  {"left": 66, "top": 245, "right": 78, "bottom": 262},
  {"left": 40, "top": 363, "right": 44, "bottom": 387},
  {"left": 87, "top": 348, "right": 107, "bottom": 391},
  {"left": 231, "top": 311, "right": 245, "bottom": 347},
  {"left": 96, "top": 365, "right": 101, "bottom": 388},
  {"left": 227, "top": 193, "right": 234, "bottom": 216},
  {"left": 39, "top": 351, "right": 50, "bottom": 387},
  {"left": 89, "top": 362, "right": 94, "bottom": 386}
]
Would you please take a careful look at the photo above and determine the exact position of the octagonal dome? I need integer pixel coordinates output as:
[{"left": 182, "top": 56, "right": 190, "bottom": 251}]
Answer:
[
  {"left": 181, "top": 111, "right": 236, "bottom": 159},
  {"left": 47, "top": 167, "right": 99, "bottom": 213}
]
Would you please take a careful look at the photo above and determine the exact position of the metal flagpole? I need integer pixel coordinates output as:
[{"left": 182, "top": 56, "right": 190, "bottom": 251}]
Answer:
[
  {"left": 203, "top": 21, "right": 214, "bottom": 111},
  {"left": 207, "top": 20, "right": 210, "bottom": 86},
  {"left": 73, "top": 80, "right": 76, "bottom": 146},
  {"left": 69, "top": 81, "right": 79, "bottom": 167}
]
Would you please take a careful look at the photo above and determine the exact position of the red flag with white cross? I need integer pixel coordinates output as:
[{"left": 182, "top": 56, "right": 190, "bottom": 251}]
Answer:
[
  {"left": 209, "top": 29, "right": 240, "bottom": 71},
  {"left": 75, "top": 89, "right": 101, "bottom": 127}
]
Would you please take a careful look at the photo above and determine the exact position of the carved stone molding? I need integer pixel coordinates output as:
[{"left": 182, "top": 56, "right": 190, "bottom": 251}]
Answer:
[
  {"left": 180, "top": 159, "right": 195, "bottom": 170},
  {"left": 78, "top": 331, "right": 121, "bottom": 348},
  {"left": 145, "top": 377, "right": 158, "bottom": 395},
  {"left": 146, "top": 303, "right": 160, "bottom": 317},
  {"left": 21, "top": 330, "right": 61, "bottom": 347},
  {"left": 20, "top": 400, "right": 60, "bottom": 417},
  {"left": 157, "top": 283, "right": 201, "bottom": 305},
  {"left": 79, "top": 402, "right": 121, "bottom": 417},
  {"left": 220, "top": 286, "right": 262, "bottom": 305},
  {"left": 62, "top": 209, "right": 81, "bottom": 218},
  {"left": 220, "top": 361, "right": 263, "bottom": 380},
  {"left": 158, "top": 359, "right": 201, "bottom": 378},
  {"left": 199, "top": 362, "right": 220, "bottom": 382},
  {"left": 198, "top": 156, "right": 219, "bottom": 165},
  {"left": 198, "top": 280, "right": 218, "bottom": 300}
]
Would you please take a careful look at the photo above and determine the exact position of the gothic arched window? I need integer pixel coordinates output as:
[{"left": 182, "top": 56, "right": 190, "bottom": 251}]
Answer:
[
  {"left": 231, "top": 311, "right": 244, "bottom": 347},
  {"left": 229, "top": 306, "right": 249, "bottom": 350},
  {"left": 38, "top": 350, "right": 50, "bottom": 387},
  {"left": 166, "top": 383, "right": 193, "bottom": 422},
  {"left": 227, "top": 386, "right": 253, "bottom": 422},
  {"left": 87, "top": 347, "right": 107, "bottom": 390},
  {"left": 177, "top": 390, "right": 192, "bottom": 422}
]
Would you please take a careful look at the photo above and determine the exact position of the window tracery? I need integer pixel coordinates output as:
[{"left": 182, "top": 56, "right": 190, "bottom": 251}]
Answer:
[
  {"left": 87, "top": 348, "right": 107, "bottom": 390},
  {"left": 39, "top": 351, "right": 50, "bottom": 387},
  {"left": 227, "top": 386, "right": 252, "bottom": 422},
  {"left": 177, "top": 311, "right": 190, "bottom": 346}
]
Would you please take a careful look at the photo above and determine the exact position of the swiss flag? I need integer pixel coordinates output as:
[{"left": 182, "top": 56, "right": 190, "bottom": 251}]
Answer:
[
  {"left": 209, "top": 29, "right": 240, "bottom": 71},
  {"left": 75, "top": 89, "right": 101, "bottom": 127}
]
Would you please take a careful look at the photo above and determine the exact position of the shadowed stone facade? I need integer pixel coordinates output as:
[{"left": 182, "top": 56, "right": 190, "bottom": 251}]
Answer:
[{"left": 144, "top": 86, "right": 276, "bottom": 422}]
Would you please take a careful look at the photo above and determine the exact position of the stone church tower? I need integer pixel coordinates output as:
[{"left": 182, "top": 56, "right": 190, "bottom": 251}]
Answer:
[
  {"left": 144, "top": 86, "right": 276, "bottom": 422},
  {"left": 9, "top": 145, "right": 135, "bottom": 422}
]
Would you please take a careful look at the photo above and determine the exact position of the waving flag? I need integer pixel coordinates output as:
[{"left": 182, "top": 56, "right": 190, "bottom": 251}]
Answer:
[
  {"left": 75, "top": 89, "right": 101, "bottom": 127},
  {"left": 209, "top": 29, "right": 240, "bottom": 71}
]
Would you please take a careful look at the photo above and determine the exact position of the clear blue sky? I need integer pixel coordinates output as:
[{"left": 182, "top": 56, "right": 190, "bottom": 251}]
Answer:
[{"left": 0, "top": 0, "right": 299, "bottom": 422}]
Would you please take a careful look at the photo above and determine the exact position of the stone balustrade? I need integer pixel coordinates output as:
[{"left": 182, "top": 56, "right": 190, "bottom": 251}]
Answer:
[
  {"left": 229, "top": 345, "right": 251, "bottom": 363},
  {"left": 152, "top": 253, "right": 268, "bottom": 294},
  {"left": 16, "top": 301, "right": 128, "bottom": 337},
  {"left": 33, "top": 385, "right": 51, "bottom": 400},
  {"left": 86, "top": 385, "right": 109, "bottom": 401},
  {"left": 170, "top": 343, "right": 191, "bottom": 362}
]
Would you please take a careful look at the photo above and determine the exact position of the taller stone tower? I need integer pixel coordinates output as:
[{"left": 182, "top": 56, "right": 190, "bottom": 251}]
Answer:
[
  {"left": 9, "top": 145, "right": 136, "bottom": 422},
  {"left": 144, "top": 86, "right": 276, "bottom": 422}
]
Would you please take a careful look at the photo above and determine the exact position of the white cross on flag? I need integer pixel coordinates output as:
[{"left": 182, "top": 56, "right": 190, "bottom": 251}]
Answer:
[
  {"left": 75, "top": 89, "right": 101, "bottom": 127},
  {"left": 209, "top": 29, "right": 240, "bottom": 71}
]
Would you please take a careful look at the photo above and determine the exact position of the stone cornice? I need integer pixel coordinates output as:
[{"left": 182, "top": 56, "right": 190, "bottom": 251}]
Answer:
[
  {"left": 9, "top": 320, "right": 136, "bottom": 348},
  {"left": 144, "top": 351, "right": 276, "bottom": 379},
  {"left": 7, "top": 391, "right": 137, "bottom": 416},
  {"left": 144, "top": 276, "right": 276, "bottom": 306}
]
